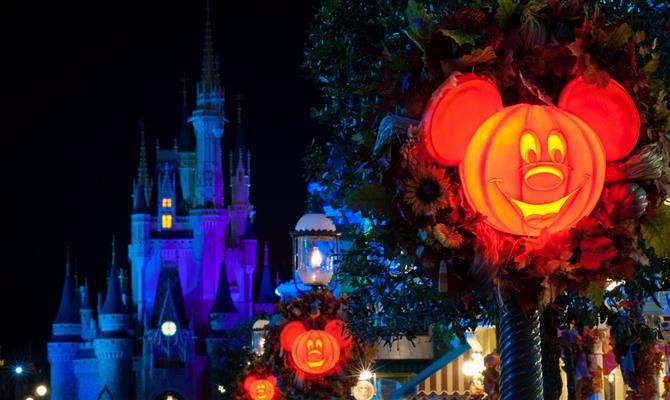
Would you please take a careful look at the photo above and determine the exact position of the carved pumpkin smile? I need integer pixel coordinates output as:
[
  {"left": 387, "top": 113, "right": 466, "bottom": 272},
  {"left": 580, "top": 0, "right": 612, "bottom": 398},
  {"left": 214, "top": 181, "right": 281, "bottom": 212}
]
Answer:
[{"left": 491, "top": 177, "right": 587, "bottom": 230}]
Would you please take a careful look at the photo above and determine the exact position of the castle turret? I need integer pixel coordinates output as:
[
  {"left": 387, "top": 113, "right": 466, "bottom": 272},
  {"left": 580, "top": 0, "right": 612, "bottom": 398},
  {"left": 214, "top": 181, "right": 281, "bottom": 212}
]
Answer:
[
  {"left": 48, "top": 250, "right": 82, "bottom": 400},
  {"left": 130, "top": 124, "right": 154, "bottom": 317},
  {"left": 94, "top": 239, "right": 133, "bottom": 400},
  {"left": 209, "top": 262, "right": 238, "bottom": 331},
  {"left": 255, "top": 242, "right": 276, "bottom": 314}
]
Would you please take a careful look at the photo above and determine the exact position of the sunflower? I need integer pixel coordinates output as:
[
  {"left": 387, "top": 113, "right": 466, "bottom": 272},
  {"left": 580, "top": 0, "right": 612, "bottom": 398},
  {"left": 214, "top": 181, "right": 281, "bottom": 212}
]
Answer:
[
  {"left": 403, "top": 165, "right": 449, "bottom": 216},
  {"left": 433, "top": 223, "right": 463, "bottom": 249}
]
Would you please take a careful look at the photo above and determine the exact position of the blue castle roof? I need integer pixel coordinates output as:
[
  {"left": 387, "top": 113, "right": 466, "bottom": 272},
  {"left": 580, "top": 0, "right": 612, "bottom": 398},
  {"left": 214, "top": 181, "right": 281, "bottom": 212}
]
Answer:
[
  {"left": 54, "top": 253, "right": 80, "bottom": 324},
  {"left": 211, "top": 262, "right": 237, "bottom": 314}
]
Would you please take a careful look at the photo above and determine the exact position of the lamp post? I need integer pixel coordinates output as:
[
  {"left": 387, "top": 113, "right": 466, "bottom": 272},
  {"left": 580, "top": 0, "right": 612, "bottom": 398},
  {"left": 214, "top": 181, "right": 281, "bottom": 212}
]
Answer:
[{"left": 291, "top": 213, "right": 340, "bottom": 289}]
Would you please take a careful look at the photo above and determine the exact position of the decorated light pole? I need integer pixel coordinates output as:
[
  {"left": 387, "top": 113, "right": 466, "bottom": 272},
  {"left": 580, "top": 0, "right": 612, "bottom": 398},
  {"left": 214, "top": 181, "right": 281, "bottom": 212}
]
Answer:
[
  {"left": 290, "top": 213, "right": 340, "bottom": 289},
  {"left": 421, "top": 73, "right": 640, "bottom": 399}
]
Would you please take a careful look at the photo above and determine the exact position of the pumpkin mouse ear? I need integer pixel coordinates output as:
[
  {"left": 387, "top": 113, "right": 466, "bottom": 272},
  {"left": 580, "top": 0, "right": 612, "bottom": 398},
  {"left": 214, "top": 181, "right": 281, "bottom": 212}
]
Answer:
[
  {"left": 280, "top": 321, "right": 306, "bottom": 353},
  {"left": 422, "top": 73, "right": 503, "bottom": 166},
  {"left": 558, "top": 76, "right": 640, "bottom": 161},
  {"left": 325, "top": 319, "right": 352, "bottom": 349},
  {"left": 243, "top": 375, "right": 257, "bottom": 391}
]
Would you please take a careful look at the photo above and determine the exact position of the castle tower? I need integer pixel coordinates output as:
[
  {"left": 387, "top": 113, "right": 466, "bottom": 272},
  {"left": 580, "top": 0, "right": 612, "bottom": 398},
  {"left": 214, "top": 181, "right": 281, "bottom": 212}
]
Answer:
[
  {"left": 188, "top": 2, "right": 230, "bottom": 331},
  {"left": 72, "top": 279, "right": 100, "bottom": 400},
  {"left": 228, "top": 93, "right": 253, "bottom": 237},
  {"left": 48, "top": 250, "right": 82, "bottom": 400},
  {"left": 94, "top": 239, "right": 133, "bottom": 400},
  {"left": 190, "top": 1, "right": 226, "bottom": 208},
  {"left": 130, "top": 124, "right": 154, "bottom": 318}
]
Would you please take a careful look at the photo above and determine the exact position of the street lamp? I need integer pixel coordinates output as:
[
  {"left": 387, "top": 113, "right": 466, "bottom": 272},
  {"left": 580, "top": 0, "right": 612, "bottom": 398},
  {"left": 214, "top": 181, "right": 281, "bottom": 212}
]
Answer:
[
  {"left": 291, "top": 213, "right": 340, "bottom": 288},
  {"left": 14, "top": 366, "right": 23, "bottom": 375}
]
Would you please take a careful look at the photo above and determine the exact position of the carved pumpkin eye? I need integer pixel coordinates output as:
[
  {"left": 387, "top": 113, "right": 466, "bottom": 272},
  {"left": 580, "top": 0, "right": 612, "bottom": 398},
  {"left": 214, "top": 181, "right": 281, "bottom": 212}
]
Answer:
[
  {"left": 316, "top": 339, "right": 323, "bottom": 349},
  {"left": 307, "top": 339, "right": 314, "bottom": 350},
  {"left": 520, "top": 132, "right": 540, "bottom": 163},
  {"left": 548, "top": 132, "right": 566, "bottom": 163}
]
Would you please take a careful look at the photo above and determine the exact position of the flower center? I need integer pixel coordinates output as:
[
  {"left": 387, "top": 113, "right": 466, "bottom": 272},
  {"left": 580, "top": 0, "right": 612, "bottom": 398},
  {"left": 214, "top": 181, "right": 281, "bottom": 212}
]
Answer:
[{"left": 417, "top": 180, "right": 441, "bottom": 202}]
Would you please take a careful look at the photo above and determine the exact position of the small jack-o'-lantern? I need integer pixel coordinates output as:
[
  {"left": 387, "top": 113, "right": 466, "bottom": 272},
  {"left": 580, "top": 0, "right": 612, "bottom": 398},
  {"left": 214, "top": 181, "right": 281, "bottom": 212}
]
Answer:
[
  {"left": 422, "top": 74, "right": 639, "bottom": 236},
  {"left": 243, "top": 375, "right": 277, "bottom": 400},
  {"left": 280, "top": 319, "right": 352, "bottom": 376}
]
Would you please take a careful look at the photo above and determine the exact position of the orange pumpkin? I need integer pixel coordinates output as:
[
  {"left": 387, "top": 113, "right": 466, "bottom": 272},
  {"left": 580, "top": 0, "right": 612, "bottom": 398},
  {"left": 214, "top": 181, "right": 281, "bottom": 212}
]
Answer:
[
  {"left": 280, "top": 319, "right": 351, "bottom": 376},
  {"left": 422, "top": 74, "right": 640, "bottom": 236},
  {"left": 243, "top": 375, "right": 277, "bottom": 400}
]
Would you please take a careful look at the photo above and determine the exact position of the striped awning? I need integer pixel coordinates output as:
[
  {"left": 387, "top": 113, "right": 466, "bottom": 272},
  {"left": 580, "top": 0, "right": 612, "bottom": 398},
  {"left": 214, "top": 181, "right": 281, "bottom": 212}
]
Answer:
[
  {"left": 417, "top": 349, "right": 473, "bottom": 394},
  {"left": 417, "top": 326, "right": 497, "bottom": 395}
]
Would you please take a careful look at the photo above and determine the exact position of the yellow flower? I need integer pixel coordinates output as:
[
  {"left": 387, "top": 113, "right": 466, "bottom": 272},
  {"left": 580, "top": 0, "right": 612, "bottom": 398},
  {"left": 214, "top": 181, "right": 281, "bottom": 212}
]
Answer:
[
  {"left": 433, "top": 223, "right": 463, "bottom": 249},
  {"left": 403, "top": 165, "right": 449, "bottom": 216}
]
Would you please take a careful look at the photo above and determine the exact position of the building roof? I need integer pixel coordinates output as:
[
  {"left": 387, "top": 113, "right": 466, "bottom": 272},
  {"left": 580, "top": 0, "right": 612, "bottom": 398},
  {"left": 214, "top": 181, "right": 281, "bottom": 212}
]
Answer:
[
  {"left": 54, "top": 251, "right": 80, "bottom": 324},
  {"left": 151, "top": 266, "right": 188, "bottom": 328},
  {"left": 257, "top": 243, "right": 276, "bottom": 304},
  {"left": 100, "top": 240, "right": 128, "bottom": 315},
  {"left": 211, "top": 262, "right": 237, "bottom": 314},
  {"left": 241, "top": 214, "right": 255, "bottom": 239}
]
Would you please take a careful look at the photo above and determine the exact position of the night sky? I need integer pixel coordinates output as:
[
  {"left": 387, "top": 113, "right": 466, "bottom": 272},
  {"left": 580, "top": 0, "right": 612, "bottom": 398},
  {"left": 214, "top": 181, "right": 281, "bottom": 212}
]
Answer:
[{"left": 0, "top": 0, "right": 325, "bottom": 368}]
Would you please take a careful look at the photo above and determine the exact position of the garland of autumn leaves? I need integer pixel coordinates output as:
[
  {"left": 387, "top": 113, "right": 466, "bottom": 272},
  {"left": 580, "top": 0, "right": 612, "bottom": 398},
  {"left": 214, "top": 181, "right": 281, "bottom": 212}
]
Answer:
[
  {"left": 256, "top": 290, "right": 371, "bottom": 400},
  {"left": 302, "top": 0, "right": 669, "bottom": 398}
]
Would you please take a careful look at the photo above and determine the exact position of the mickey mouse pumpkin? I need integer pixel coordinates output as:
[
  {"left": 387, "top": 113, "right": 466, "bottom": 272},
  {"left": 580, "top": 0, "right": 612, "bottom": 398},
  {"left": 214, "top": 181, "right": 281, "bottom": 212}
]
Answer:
[
  {"left": 243, "top": 375, "right": 277, "bottom": 400},
  {"left": 279, "top": 319, "right": 352, "bottom": 377},
  {"left": 422, "top": 74, "right": 640, "bottom": 236}
]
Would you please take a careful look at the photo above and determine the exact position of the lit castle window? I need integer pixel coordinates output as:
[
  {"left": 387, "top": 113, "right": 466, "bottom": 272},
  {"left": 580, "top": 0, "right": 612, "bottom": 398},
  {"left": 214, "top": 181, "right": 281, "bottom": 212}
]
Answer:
[
  {"left": 161, "top": 214, "right": 173, "bottom": 229},
  {"left": 162, "top": 198, "right": 172, "bottom": 208}
]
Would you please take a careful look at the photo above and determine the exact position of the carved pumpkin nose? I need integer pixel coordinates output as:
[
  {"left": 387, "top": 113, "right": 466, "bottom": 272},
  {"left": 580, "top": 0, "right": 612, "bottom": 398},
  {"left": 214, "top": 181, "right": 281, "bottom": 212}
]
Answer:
[{"left": 522, "top": 164, "right": 565, "bottom": 191}]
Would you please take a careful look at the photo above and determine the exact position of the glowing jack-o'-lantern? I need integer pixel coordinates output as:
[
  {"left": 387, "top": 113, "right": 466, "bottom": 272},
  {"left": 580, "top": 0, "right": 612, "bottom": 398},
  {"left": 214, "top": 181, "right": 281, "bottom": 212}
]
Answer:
[
  {"left": 243, "top": 375, "right": 277, "bottom": 400},
  {"left": 422, "top": 74, "right": 640, "bottom": 236},
  {"left": 280, "top": 319, "right": 352, "bottom": 376}
]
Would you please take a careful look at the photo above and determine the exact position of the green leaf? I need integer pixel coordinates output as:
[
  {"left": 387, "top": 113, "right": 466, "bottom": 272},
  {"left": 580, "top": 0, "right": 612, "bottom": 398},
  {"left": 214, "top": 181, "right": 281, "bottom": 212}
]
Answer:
[
  {"left": 405, "top": 0, "right": 433, "bottom": 48},
  {"left": 641, "top": 53, "right": 660, "bottom": 74},
  {"left": 591, "top": 23, "right": 632, "bottom": 51},
  {"left": 496, "top": 0, "right": 519, "bottom": 28},
  {"left": 641, "top": 205, "right": 670, "bottom": 258},
  {"left": 440, "top": 29, "right": 476, "bottom": 46},
  {"left": 344, "top": 183, "right": 392, "bottom": 216},
  {"left": 586, "top": 282, "right": 605, "bottom": 307}
]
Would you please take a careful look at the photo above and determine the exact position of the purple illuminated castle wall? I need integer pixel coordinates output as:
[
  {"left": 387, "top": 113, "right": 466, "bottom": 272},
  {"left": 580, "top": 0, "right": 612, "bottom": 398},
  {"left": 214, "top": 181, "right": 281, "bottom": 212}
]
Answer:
[{"left": 47, "top": 6, "right": 277, "bottom": 400}]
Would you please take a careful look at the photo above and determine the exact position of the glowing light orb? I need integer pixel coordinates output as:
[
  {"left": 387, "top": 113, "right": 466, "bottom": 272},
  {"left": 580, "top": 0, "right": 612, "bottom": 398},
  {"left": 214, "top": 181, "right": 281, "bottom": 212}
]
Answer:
[
  {"left": 160, "top": 320, "right": 177, "bottom": 337},
  {"left": 351, "top": 380, "right": 376, "bottom": 400},
  {"left": 35, "top": 385, "right": 48, "bottom": 396}
]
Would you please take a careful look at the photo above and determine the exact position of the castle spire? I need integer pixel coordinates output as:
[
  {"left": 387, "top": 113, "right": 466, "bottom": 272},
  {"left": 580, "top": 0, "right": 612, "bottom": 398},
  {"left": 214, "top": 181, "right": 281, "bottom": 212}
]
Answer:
[
  {"left": 101, "top": 236, "right": 127, "bottom": 314},
  {"left": 211, "top": 262, "right": 237, "bottom": 315},
  {"left": 257, "top": 242, "right": 276, "bottom": 303},
  {"left": 54, "top": 248, "right": 79, "bottom": 324},
  {"left": 133, "top": 121, "right": 152, "bottom": 213},
  {"left": 178, "top": 76, "right": 195, "bottom": 151},
  {"left": 196, "top": 0, "right": 223, "bottom": 109},
  {"left": 137, "top": 120, "right": 149, "bottom": 185}
]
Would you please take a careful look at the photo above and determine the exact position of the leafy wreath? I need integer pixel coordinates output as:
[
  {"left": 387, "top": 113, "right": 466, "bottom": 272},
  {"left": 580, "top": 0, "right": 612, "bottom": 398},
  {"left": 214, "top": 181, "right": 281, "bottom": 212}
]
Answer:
[{"left": 262, "top": 290, "right": 371, "bottom": 399}]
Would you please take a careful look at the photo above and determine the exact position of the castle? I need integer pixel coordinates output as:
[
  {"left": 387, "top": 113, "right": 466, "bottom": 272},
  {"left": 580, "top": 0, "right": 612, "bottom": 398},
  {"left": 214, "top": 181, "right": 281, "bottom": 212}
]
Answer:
[{"left": 47, "top": 7, "right": 276, "bottom": 400}]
